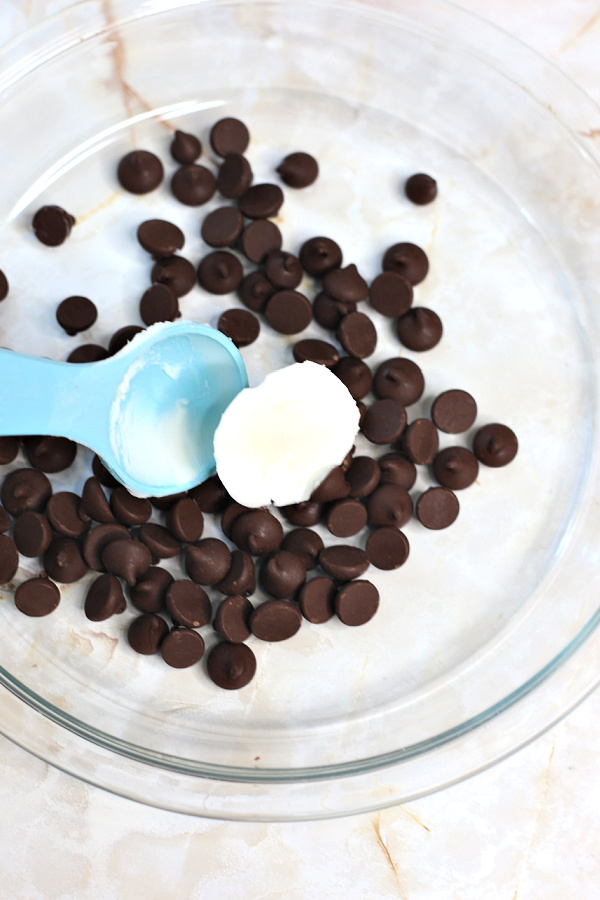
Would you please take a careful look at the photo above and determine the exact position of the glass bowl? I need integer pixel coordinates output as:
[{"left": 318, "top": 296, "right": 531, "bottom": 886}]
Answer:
[{"left": 1, "top": 0, "right": 600, "bottom": 820}]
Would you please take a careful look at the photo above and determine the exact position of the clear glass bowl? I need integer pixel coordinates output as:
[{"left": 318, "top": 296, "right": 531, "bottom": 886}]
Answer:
[{"left": 1, "top": 0, "right": 600, "bottom": 820}]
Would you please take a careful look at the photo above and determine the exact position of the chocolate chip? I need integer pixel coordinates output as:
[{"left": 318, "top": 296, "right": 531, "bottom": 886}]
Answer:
[
  {"left": 238, "top": 271, "right": 275, "bottom": 312},
  {"left": 139, "top": 283, "right": 179, "bottom": 325},
  {"left": 13, "top": 511, "right": 52, "bottom": 557},
  {"left": 108, "top": 325, "right": 144, "bottom": 355},
  {"left": 312, "top": 293, "right": 356, "bottom": 330},
  {"left": 369, "top": 272, "right": 413, "bottom": 317},
  {"left": 239, "top": 219, "right": 282, "bottom": 264},
  {"left": 405, "top": 173, "right": 437, "bottom": 205},
  {"left": 280, "top": 528, "right": 324, "bottom": 570},
  {"left": 127, "top": 613, "right": 169, "bottom": 654},
  {"left": 24, "top": 435, "right": 77, "bottom": 473},
  {"left": 361, "top": 399, "right": 407, "bottom": 444},
  {"left": 299, "top": 236, "right": 342, "bottom": 276},
  {"left": 92, "top": 455, "right": 119, "bottom": 487},
  {"left": 0, "top": 533, "right": 18, "bottom": 583},
  {"left": 110, "top": 486, "right": 152, "bottom": 526},
  {"left": 15, "top": 576, "right": 60, "bottom": 617},
  {"left": 231, "top": 509, "right": 283, "bottom": 556},
  {"left": 101, "top": 538, "right": 152, "bottom": 586},
  {"left": 206, "top": 641, "right": 256, "bottom": 690},
  {"left": 171, "top": 164, "right": 216, "bottom": 206},
  {"left": 276, "top": 151, "right": 318, "bottom": 188},
  {"left": 335, "top": 579, "right": 379, "bottom": 626},
  {"left": 67, "top": 344, "right": 109, "bottom": 363},
  {"left": 161, "top": 628, "right": 205, "bottom": 668},
  {"left": 214, "top": 595, "right": 253, "bottom": 643},
  {"left": 216, "top": 549, "right": 255, "bottom": 596},
  {"left": 46, "top": 491, "right": 89, "bottom": 537},
  {"left": 366, "top": 527, "right": 410, "bottom": 570},
  {"left": 416, "top": 487, "right": 459, "bottom": 529},
  {"left": 373, "top": 358, "right": 424, "bottom": 406},
  {"left": 210, "top": 118, "right": 250, "bottom": 156},
  {"left": 217, "top": 153, "right": 253, "bottom": 199},
  {"left": 32, "top": 205, "right": 75, "bottom": 246},
  {"left": 170, "top": 130, "right": 202, "bottom": 164},
  {"left": 323, "top": 264, "right": 368, "bottom": 303},
  {"left": 0, "top": 437, "right": 19, "bottom": 465},
  {"left": 80, "top": 477, "right": 114, "bottom": 523},
  {"left": 250, "top": 599, "right": 302, "bottom": 641},
  {"left": 198, "top": 250, "right": 243, "bottom": 294},
  {"left": 310, "top": 466, "right": 351, "bottom": 503},
  {"left": 325, "top": 498, "right": 368, "bottom": 537},
  {"left": 117, "top": 150, "right": 163, "bottom": 194},
  {"left": 472, "top": 423, "right": 518, "bottom": 467},
  {"left": 298, "top": 576, "right": 336, "bottom": 623},
  {"left": 292, "top": 338, "right": 339, "bottom": 368},
  {"left": 0, "top": 269, "right": 8, "bottom": 301},
  {"left": 396, "top": 307, "right": 442, "bottom": 351},
  {"left": 82, "top": 523, "right": 131, "bottom": 571},
  {"left": 433, "top": 446, "right": 479, "bottom": 490},
  {"left": 130, "top": 566, "right": 174, "bottom": 613},
  {"left": 331, "top": 357, "right": 372, "bottom": 400},
  {"left": 318, "top": 545, "right": 369, "bottom": 580},
  {"left": 264, "top": 250, "right": 303, "bottom": 289},
  {"left": 44, "top": 536, "right": 87, "bottom": 583},
  {"left": 402, "top": 418, "right": 439, "bottom": 465},
  {"left": 366, "top": 484, "right": 412, "bottom": 528},
  {"left": 382, "top": 242, "right": 429, "bottom": 285},
  {"left": 189, "top": 476, "right": 230, "bottom": 513},
  {"left": 137, "top": 219, "right": 184, "bottom": 258},
  {"left": 56, "top": 296, "right": 97, "bottom": 335},
  {"left": 165, "top": 580, "right": 211, "bottom": 628},
  {"left": 2, "top": 468, "right": 52, "bottom": 515},
  {"left": 84, "top": 573, "right": 126, "bottom": 621},
  {"left": 265, "top": 289, "right": 312, "bottom": 334},
  {"left": 201, "top": 206, "right": 244, "bottom": 248},
  {"left": 150, "top": 492, "right": 189, "bottom": 511},
  {"left": 279, "top": 501, "right": 323, "bottom": 527},
  {"left": 238, "top": 183, "right": 284, "bottom": 219},
  {"left": 431, "top": 389, "right": 477, "bottom": 433},
  {"left": 378, "top": 452, "right": 417, "bottom": 489},
  {"left": 259, "top": 550, "right": 306, "bottom": 599},
  {"left": 0, "top": 506, "right": 12, "bottom": 533},
  {"left": 221, "top": 502, "right": 253, "bottom": 538},
  {"left": 138, "top": 523, "right": 181, "bottom": 559},
  {"left": 151, "top": 255, "right": 196, "bottom": 297},
  {"left": 345, "top": 456, "right": 381, "bottom": 498},
  {"left": 218, "top": 308, "right": 260, "bottom": 347},
  {"left": 338, "top": 311, "right": 377, "bottom": 358}
]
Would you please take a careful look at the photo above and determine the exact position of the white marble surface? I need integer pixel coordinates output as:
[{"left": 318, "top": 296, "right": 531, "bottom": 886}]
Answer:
[{"left": 2, "top": 0, "right": 600, "bottom": 896}]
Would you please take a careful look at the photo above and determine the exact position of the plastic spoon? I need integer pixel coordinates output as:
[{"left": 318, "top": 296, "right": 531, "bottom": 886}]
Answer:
[{"left": 0, "top": 321, "right": 248, "bottom": 497}]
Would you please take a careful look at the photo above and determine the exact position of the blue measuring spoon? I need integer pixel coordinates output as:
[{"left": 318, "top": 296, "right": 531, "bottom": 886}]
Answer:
[{"left": 0, "top": 321, "right": 248, "bottom": 497}]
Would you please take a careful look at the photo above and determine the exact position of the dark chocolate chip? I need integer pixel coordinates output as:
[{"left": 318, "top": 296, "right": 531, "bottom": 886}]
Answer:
[
  {"left": 238, "top": 183, "right": 283, "bottom": 219},
  {"left": 259, "top": 550, "right": 306, "bottom": 599},
  {"left": 323, "top": 264, "right": 368, "bottom": 303},
  {"left": 32, "top": 205, "right": 75, "bottom": 246},
  {"left": 276, "top": 152, "right": 318, "bottom": 188},
  {"left": 318, "top": 545, "right": 369, "bottom": 580},
  {"left": 0, "top": 436, "right": 19, "bottom": 465},
  {"left": 110, "top": 486, "right": 152, "bottom": 526},
  {"left": 221, "top": 502, "right": 253, "bottom": 539},
  {"left": 366, "top": 484, "right": 412, "bottom": 528},
  {"left": 402, "top": 418, "right": 439, "bottom": 465},
  {"left": 338, "top": 311, "right": 377, "bottom": 358},
  {"left": 335, "top": 580, "right": 379, "bottom": 626},
  {"left": 405, "top": 173, "right": 437, "bottom": 205},
  {"left": 279, "top": 501, "right": 323, "bottom": 527},
  {"left": 24, "top": 435, "right": 76, "bottom": 473},
  {"left": 117, "top": 150, "right": 163, "bottom": 194},
  {"left": 129, "top": 566, "right": 174, "bottom": 614},
  {"left": 361, "top": 399, "right": 407, "bottom": 444},
  {"left": 139, "top": 283, "right": 179, "bottom": 325},
  {"left": 416, "top": 487, "right": 459, "bottom": 529},
  {"left": 151, "top": 255, "right": 196, "bottom": 297},
  {"left": 214, "top": 595, "right": 253, "bottom": 643},
  {"left": 44, "top": 536, "right": 87, "bottom": 584},
  {"left": 138, "top": 523, "right": 181, "bottom": 559},
  {"left": 218, "top": 308, "right": 260, "bottom": 347},
  {"left": 310, "top": 466, "right": 351, "bottom": 503},
  {"left": 231, "top": 509, "right": 283, "bottom": 556},
  {"left": 210, "top": 118, "right": 250, "bottom": 156},
  {"left": 165, "top": 497, "right": 204, "bottom": 543},
  {"left": 149, "top": 491, "right": 188, "bottom": 511},
  {"left": 331, "top": 357, "right": 372, "bottom": 400},
  {"left": 92, "top": 455, "right": 119, "bottom": 487},
  {"left": 216, "top": 549, "right": 255, "bottom": 596},
  {"left": 217, "top": 153, "right": 253, "bottom": 199},
  {"left": 46, "top": 491, "right": 89, "bottom": 537},
  {"left": 396, "top": 307, "right": 442, "bottom": 351},
  {"left": 165, "top": 580, "right": 211, "bottom": 628},
  {"left": 472, "top": 423, "right": 518, "bottom": 467},
  {"left": 198, "top": 250, "right": 243, "bottom": 294},
  {"left": 312, "top": 292, "right": 356, "bottom": 330},
  {"left": 239, "top": 219, "right": 282, "bottom": 264},
  {"left": 15, "top": 576, "right": 60, "bottom": 617},
  {"left": 137, "top": 219, "right": 185, "bottom": 257},
  {"left": 189, "top": 476, "right": 230, "bottom": 513},
  {"left": 265, "top": 289, "right": 312, "bottom": 334},
  {"left": 80, "top": 477, "right": 115, "bottom": 523},
  {"left": 431, "top": 389, "right": 477, "bottom": 434},
  {"left": 264, "top": 250, "right": 303, "bottom": 289},
  {"left": 299, "top": 237, "right": 342, "bottom": 276},
  {"left": 56, "top": 296, "right": 97, "bottom": 335},
  {"left": 186, "top": 538, "right": 232, "bottom": 586},
  {"left": 67, "top": 344, "right": 109, "bottom": 363},
  {"left": 170, "top": 130, "right": 202, "bottom": 164},
  {"left": 108, "top": 325, "right": 144, "bottom": 355},
  {"left": 250, "top": 599, "right": 302, "bottom": 641},
  {"left": 378, "top": 452, "right": 417, "bottom": 490},
  {"left": 325, "top": 498, "right": 367, "bottom": 538},
  {"left": 101, "top": 538, "right": 152, "bottom": 587},
  {"left": 382, "top": 242, "right": 429, "bottom": 285},
  {"left": 201, "top": 206, "right": 244, "bottom": 248},
  {"left": 84, "top": 573, "right": 126, "bottom": 621},
  {"left": 366, "top": 527, "right": 410, "bottom": 570},
  {"left": 161, "top": 628, "right": 205, "bottom": 668},
  {"left": 373, "top": 358, "right": 424, "bottom": 406},
  {"left": 0, "top": 269, "right": 8, "bottom": 301},
  {"left": 1, "top": 468, "right": 52, "bottom": 515},
  {"left": 433, "top": 446, "right": 479, "bottom": 490},
  {"left": 82, "top": 522, "right": 131, "bottom": 571},
  {"left": 280, "top": 528, "right": 324, "bottom": 570},
  {"left": 345, "top": 456, "right": 381, "bottom": 498},
  {"left": 0, "top": 533, "right": 18, "bottom": 583},
  {"left": 13, "top": 511, "right": 52, "bottom": 557},
  {"left": 206, "top": 641, "right": 256, "bottom": 690},
  {"left": 298, "top": 576, "right": 336, "bottom": 623},
  {"left": 0, "top": 506, "right": 12, "bottom": 533},
  {"left": 127, "top": 613, "right": 169, "bottom": 654},
  {"left": 292, "top": 338, "right": 339, "bottom": 368},
  {"left": 238, "top": 271, "right": 275, "bottom": 312},
  {"left": 369, "top": 272, "right": 413, "bottom": 317},
  {"left": 171, "top": 164, "right": 216, "bottom": 206}
]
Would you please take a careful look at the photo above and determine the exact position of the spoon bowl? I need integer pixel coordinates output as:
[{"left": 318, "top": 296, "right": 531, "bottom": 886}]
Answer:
[{"left": 0, "top": 321, "right": 248, "bottom": 496}]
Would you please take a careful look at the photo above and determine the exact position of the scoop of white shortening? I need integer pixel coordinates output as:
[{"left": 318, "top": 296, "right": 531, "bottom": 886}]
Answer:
[{"left": 213, "top": 361, "right": 360, "bottom": 507}]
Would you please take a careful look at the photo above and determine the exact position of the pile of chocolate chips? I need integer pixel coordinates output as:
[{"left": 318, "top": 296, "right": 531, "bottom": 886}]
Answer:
[{"left": 0, "top": 117, "right": 518, "bottom": 691}]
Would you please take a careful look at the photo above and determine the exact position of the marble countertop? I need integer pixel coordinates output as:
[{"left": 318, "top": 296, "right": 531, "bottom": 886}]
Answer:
[{"left": 2, "top": 1, "right": 600, "bottom": 897}]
